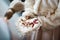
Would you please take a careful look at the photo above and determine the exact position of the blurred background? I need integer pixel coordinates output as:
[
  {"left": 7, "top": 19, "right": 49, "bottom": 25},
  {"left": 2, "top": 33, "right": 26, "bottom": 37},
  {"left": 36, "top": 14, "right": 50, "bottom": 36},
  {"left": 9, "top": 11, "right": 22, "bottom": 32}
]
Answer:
[{"left": 0, "top": 0, "right": 23, "bottom": 40}]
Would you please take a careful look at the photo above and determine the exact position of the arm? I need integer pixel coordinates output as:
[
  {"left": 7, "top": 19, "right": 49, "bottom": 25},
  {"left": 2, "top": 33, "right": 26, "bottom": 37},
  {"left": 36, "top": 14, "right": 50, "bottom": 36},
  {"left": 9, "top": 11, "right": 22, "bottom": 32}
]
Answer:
[{"left": 5, "top": 0, "right": 24, "bottom": 19}]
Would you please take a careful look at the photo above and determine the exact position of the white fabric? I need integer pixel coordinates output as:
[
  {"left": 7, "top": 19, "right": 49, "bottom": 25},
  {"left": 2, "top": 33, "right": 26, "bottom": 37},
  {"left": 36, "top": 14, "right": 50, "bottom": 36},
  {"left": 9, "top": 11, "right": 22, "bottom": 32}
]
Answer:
[
  {"left": 9, "top": 0, "right": 60, "bottom": 30},
  {"left": 16, "top": 17, "right": 41, "bottom": 34}
]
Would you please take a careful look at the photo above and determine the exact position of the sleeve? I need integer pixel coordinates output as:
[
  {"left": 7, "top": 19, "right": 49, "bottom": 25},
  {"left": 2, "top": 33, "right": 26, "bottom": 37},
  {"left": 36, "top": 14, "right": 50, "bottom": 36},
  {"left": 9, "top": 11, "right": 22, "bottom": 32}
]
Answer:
[
  {"left": 33, "top": 0, "right": 42, "bottom": 15},
  {"left": 47, "top": 1, "right": 60, "bottom": 27},
  {"left": 37, "top": 0, "right": 60, "bottom": 30},
  {"left": 22, "top": 0, "right": 36, "bottom": 19}
]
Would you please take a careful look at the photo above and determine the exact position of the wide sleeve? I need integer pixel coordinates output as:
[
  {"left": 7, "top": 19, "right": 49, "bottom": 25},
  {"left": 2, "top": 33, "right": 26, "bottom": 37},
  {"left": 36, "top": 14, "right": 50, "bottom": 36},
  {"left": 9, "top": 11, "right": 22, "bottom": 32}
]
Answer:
[
  {"left": 51, "top": 2, "right": 60, "bottom": 26},
  {"left": 37, "top": 0, "right": 60, "bottom": 30}
]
